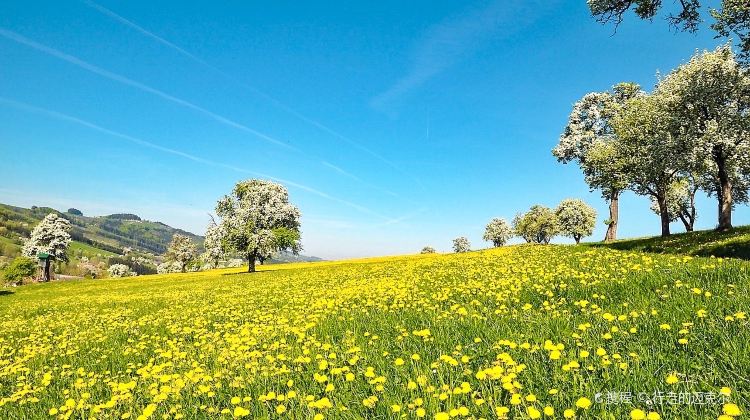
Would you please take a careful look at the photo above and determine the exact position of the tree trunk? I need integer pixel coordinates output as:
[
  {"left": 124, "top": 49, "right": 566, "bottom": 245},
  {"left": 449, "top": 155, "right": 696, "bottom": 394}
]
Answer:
[
  {"left": 248, "top": 253, "right": 256, "bottom": 273},
  {"left": 716, "top": 152, "right": 733, "bottom": 231},
  {"left": 574, "top": 235, "right": 581, "bottom": 244},
  {"left": 604, "top": 191, "right": 619, "bottom": 242},
  {"left": 657, "top": 192, "right": 671, "bottom": 237},
  {"left": 42, "top": 260, "right": 51, "bottom": 282}
]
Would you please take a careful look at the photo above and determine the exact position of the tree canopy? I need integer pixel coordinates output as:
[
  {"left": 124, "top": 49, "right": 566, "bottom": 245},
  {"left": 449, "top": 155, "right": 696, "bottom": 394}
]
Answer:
[
  {"left": 588, "top": 0, "right": 750, "bottom": 62},
  {"left": 22, "top": 213, "right": 72, "bottom": 262},
  {"left": 214, "top": 179, "right": 302, "bottom": 272}
]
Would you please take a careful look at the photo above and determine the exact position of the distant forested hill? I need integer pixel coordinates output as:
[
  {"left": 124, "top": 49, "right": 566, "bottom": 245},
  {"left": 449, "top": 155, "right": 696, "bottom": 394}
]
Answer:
[
  {"left": 0, "top": 203, "right": 202, "bottom": 256},
  {"left": 0, "top": 203, "right": 322, "bottom": 263}
]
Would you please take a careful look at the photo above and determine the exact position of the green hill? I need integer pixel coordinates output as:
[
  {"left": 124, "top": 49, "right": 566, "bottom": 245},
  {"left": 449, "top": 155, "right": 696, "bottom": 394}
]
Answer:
[
  {"left": 590, "top": 225, "right": 750, "bottom": 260},
  {"left": 0, "top": 203, "right": 321, "bottom": 267},
  {"left": 0, "top": 203, "right": 203, "bottom": 258}
]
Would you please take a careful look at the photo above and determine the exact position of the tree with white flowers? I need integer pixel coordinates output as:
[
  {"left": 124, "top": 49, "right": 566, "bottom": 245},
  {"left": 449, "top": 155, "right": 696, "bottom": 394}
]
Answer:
[
  {"left": 513, "top": 205, "right": 559, "bottom": 244},
  {"left": 201, "top": 220, "right": 225, "bottom": 269},
  {"left": 107, "top": 263, "right": 135, "bottom": 278},
  {"left": 22, "top": 213, "right": 72, "bottom": 261},
  {"left": 655, "top": 45, "right": 750, "bottom": 231},
  {"left": 214, "top": 179, "right": 302, "bottom": 272},
  {"left": 452, "top": 237, "right": 470, "bottom": 253},
  {"left": 482, "top": 218, "right": 513, "bottom": 247},
  {"left": 164, "top": 234, "right": 198, "bottom": 273},
  {"left": 553, "top": 83, "right": 641, "bottom": 241},
  {"left": 555, "top": 199, "right": 597, "bottom": 244}
]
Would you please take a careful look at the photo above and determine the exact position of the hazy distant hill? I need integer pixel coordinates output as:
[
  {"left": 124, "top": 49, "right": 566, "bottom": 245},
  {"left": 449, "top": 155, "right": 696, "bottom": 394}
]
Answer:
[
  {"left": 0, "top": 203, "right": 202, "bottom": 255},
  {"left": 0, "top": 203, "right": 322, "bottom": 262}
]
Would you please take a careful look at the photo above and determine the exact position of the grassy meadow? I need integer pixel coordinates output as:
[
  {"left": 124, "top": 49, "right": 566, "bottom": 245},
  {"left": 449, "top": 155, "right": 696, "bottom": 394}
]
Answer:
[{"left": 0, "top": 245, "right": 748, "bottom": 419}]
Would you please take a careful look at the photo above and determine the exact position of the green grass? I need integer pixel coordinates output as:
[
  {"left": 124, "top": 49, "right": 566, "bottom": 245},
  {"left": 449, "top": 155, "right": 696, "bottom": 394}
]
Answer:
[
  {"left": 67, "top": 240, "right": 117, "bottom": 258},
  {"left": 590, "top": 225, "right": 750, "bottom": 260},
  {"left": 0, "top": 245, "right": 747, "bottom": 419}
]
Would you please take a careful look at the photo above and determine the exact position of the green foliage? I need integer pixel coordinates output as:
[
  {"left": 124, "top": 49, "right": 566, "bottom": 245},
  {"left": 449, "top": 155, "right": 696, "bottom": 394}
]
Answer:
[
  {"left": 67, "top": 208, "right": 83, "bottom": 216},
  {"left": 513, "top": 205, "right": 559, "bottom": 244},
  {"left": 588, "top": 0, "right": 750, "bottom": 61},
  {"left": 2, "top": 256, "right": 36, "bottom": 284},
  {"left": 555, "top": 199, "right": 597, "bottom": 243}
]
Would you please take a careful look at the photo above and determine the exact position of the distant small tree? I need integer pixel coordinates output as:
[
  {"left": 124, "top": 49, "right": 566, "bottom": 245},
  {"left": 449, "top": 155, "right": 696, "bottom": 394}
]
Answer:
[
  {"left": 420, "top": 246, "right": 437, "bottom": 254},
  {"left": 164, "top": 234, "right": 198, "bottom": 273},
  {"left": 201, "top": 220, "right": 225, "bottom": 269},
  {"left": 513, "top": 205, "right": 559, "bottom": 244},
  {"left": 555, "top": 199, "right": 597, "bottom": 244},
  {"left": 107, "top": 263, "right": 135, "bottom": 278},
  {"left": 452, "top": 237, "right": 471, "bottom": 253},
  {"left": 482, "top": 218, "right": 513, "bottom": 247},
  {"left": 22, "top": 213, "right": 72, "bottom": 261},
  {"left": 214, "top": 179, "right": 302, "bottom": 273},
  {"left": 67, "top": 208, "right": 83, "bottom": 216}
]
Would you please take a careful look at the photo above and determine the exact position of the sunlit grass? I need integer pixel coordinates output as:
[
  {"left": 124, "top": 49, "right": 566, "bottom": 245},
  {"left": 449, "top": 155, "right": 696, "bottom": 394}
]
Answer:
[{"left": 0, "top": 245, "right": 747, "bottom": 419}]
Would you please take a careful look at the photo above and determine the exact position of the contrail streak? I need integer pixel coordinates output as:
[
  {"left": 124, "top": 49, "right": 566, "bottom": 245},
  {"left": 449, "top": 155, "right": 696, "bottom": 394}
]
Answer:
[
  {"left": 82, "top": 1, "right": 419, "bottom": 185},
  {"left": 0, "top": 28, "right": 297, "bottom": 152},
  {"left": 0, "top": 97, "right": 393, "bottom": 221}
]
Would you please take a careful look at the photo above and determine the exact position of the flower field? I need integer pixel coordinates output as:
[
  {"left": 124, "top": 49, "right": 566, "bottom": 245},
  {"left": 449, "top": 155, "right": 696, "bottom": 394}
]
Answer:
[{"left": 0, "top": 246, "right": 748, "bottom": 419}]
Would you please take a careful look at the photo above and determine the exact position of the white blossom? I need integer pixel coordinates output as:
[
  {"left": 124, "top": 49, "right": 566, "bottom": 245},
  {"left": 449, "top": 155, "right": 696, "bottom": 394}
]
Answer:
[
  {"left": 107, "top": 263, "right": 135, "bottom": 278},
  {"left": 452, "top": 237, "right": 470, "bottom": 253},
  {"left": 214, "top": 179, "right": 302, "bottom": 272},
  {"left": 22, "top": 213, "right": 72, "bottom": 261},
  {"left": 555, "top": 199, "right": 597, "bottom": 244},
  {"left": 482, "top": 218, "right": 513, "bottom": 247}
]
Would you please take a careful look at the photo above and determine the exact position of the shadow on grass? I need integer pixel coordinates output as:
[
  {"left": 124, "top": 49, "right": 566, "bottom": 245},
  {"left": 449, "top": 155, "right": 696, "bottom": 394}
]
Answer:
[
  {"left": 0, "top": 290, "right": 15, "bottom": 296},
  {"left": 589, "top": 225, "right": 750, "bottom": 260}
]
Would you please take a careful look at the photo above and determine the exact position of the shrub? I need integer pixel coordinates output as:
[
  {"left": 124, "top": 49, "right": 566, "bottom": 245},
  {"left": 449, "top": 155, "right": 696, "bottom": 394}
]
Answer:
[
  {"left": 420, "top": 246, "right": 437, "bottom": 254},
  {"left": 2, "top": 256, "right": 37, "bottom": 285},
  {"left": 107, "top": 264, "right": 135, "bottom": 278}
]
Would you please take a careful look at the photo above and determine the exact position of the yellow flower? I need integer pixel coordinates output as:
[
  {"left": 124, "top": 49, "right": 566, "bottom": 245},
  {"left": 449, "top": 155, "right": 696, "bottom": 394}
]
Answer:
[
  {"left": 233, "top": 407, "right": 250, "bottom": 417},
  {"left": 665, "top": 373, "right": 679, "bottom": 384},
  {"left": 391, "top": 405, "right": 401, "bottom": 413},
  {"left": 646, "top": 412, "right": 660, "bottom": 420},
  {"left": 394, "top": 358, "right": 405, "bottom": 366},
  {"left": 543, "top": 406, "right": 554, "bottom": 416},
  {"left": 275, "top": 405, "right": 286, "bottom": 414},
  {"left": 416, "top": 408, "right": 426, "bottom": 418},
  {"left": 575, "top": 397, "right": 592, "bottom": 410},
  {"left": 723, "top": 403, "right": 742, "bottom": 416},
  {"left": 48, "top": 408, "right": 58, "bottom": 416},
  {"left": 563, "top": 408, "right": 576, "bottom": 418},
  {"left": 527, "top": 406, "right": 541, "bottom": 419},
  {"left": 435, "top": 412, "right": 450, "bottom": 420},
  {"left": 630, "top": 409, "right": 646, "bottom": 419},
  {"left": 719, "top": 387, "right": 731, "bottom": 396},
  {"left": 231, "top": 396, "right": 241, "bottom": 405}
]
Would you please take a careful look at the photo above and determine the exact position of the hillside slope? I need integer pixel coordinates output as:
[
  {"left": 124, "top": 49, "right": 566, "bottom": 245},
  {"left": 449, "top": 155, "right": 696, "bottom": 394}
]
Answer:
[
  {"left": 0, "top": 246, "right": 746, "bottom": 418},
  {"left": 591, "top": 225, "right": 750, "bottom": 260},
  {"left": 0, "top": 203, "right": 202, "bottom": 256},
  {"left": 0, "top": 203, "right": 321, "bottom": 265}
]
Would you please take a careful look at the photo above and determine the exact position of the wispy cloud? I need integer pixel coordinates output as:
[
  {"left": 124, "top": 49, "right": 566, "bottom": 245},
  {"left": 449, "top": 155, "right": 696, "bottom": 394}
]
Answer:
[
  {"left": 371, "top": 0, "right": 547, "bottom": 110},
  {"left": 0, "top": 28, "right": 297, "bottom": 151},
  {"left": 81, "top": 1, "right": 418, "bottom": 188},
  {"left": 0, "top": 97, "right": 393, "bottom": 222}
]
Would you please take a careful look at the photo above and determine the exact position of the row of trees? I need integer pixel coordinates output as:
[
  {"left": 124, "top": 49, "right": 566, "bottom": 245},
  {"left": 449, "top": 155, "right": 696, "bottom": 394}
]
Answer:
[
  {"left": 554, "top": 45, "right": 750, "bottom": 239},
  {"left": 423, "top": 199, "right": 597, "bottom": 254}
]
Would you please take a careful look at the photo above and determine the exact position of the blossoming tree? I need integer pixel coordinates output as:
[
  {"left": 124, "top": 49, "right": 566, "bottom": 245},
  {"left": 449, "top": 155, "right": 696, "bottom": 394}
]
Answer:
[
  {"left": 214, "top": 179, "right": 302, "bottom": 272},
  {"left": 22, "top": 213, "right": 72, "bottom": 281},
  {"left": 482, "top": 218, "right": 513, "bottom": 247}
]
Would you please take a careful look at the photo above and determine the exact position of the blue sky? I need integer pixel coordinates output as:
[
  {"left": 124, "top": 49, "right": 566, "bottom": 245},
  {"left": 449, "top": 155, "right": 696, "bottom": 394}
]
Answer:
[{"left": 1, "top": 0, "right": 747, "bottom": 259}]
